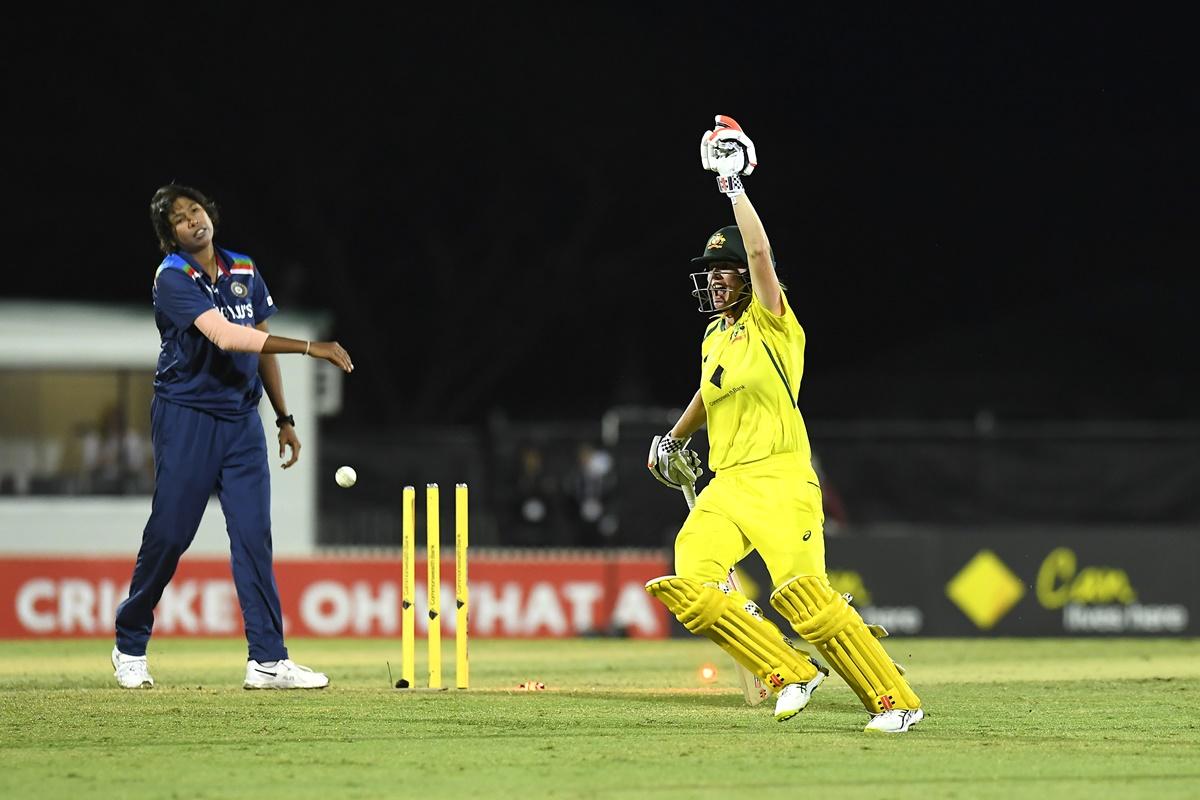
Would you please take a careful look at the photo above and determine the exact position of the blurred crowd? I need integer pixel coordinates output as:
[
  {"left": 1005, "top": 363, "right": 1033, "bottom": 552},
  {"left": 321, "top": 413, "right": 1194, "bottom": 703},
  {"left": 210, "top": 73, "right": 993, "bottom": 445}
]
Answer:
[{"left": 0, "top": 406, "right": 152, "bottom": 496}]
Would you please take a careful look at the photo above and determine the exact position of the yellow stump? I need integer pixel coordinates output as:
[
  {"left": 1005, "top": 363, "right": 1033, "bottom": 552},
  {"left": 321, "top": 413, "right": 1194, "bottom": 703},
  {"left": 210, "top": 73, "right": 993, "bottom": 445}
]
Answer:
[
  {"left": 455, "top": 483, "right": 470, "bottom": 689},
  {"left": 401, "top": 485, "right": 415, "bottom": 688},
  {"left": 426, "top": 483, "right": 442, "bottom": 689}
]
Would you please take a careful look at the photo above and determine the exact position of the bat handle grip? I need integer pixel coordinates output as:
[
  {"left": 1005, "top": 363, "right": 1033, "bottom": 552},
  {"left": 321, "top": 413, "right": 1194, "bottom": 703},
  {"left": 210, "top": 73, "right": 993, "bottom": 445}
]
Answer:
[{"left": 681, "top": 482, "right": 697, "bottom": 510}]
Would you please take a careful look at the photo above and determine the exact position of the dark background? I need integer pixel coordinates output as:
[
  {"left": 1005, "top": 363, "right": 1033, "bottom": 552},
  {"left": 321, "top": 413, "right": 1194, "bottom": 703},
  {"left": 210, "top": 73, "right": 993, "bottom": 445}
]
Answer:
[{"left": 7, "top": 7, "right": 1197, "bottom": 426}]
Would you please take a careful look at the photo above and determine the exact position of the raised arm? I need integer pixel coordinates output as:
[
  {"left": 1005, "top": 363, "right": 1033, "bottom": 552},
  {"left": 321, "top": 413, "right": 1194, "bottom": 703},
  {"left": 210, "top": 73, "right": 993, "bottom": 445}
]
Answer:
[
  {"left": 730, "top": 193, "right": 782, "bottom": 315},
  {"left": 700, "top": 115, "right": 783, "bottom": 314}
]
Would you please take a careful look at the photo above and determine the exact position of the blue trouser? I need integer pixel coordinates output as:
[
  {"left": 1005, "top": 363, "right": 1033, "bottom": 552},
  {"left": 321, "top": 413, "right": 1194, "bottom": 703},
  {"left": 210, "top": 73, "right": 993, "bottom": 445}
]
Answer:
[{"left": 115, "top": 397, "right": 287, "bottom": 662}]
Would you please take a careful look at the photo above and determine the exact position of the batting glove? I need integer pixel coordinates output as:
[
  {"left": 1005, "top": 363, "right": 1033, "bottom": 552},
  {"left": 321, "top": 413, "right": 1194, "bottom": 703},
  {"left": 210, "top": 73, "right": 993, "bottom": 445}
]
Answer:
[
  {"left": 648, "top": 434, "right": 704, "bottom": 490},
  {"left": 700, "top": 115, "right": 757, "bottom": 199}
]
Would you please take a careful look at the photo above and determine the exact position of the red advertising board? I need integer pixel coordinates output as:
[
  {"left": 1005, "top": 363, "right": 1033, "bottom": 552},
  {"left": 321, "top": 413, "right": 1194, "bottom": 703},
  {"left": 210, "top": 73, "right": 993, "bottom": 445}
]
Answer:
[{"left": 0, "top": 553, "right": 673, "bottom": 639}]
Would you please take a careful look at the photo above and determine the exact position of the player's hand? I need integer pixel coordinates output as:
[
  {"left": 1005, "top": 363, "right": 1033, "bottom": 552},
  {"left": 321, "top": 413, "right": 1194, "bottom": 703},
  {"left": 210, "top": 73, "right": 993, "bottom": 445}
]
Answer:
[
  {"left": 308, "top": 341, "right": 354, "bottom": 373},
  {"left": 647, "top": 434, "right": 704, "bottom": 490},
  {"left": 278, "top": 425, "right": 301, "bottom": 469},
  {"left": 700, "top": 115, "right": 757, "bottom": 177}
]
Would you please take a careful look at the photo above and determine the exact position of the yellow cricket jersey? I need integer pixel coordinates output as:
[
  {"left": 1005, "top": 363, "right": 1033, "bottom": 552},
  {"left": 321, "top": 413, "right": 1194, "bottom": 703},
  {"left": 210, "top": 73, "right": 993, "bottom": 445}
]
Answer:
[{"left": 699, "top": 290, "right": 818, "bottom": 479}]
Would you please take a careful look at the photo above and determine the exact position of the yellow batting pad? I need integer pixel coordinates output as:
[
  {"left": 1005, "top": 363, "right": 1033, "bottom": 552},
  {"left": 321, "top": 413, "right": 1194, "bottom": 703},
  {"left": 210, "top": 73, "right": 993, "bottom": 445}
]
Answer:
[
  {"left": 771, "top": 576, "right": 921, "bottom": 713},
  {"left": 676, "top": 583, "right": 726, "bottom": 634},
  {"left": 646, "top": 575, "right": 820, "bottom": 693}
]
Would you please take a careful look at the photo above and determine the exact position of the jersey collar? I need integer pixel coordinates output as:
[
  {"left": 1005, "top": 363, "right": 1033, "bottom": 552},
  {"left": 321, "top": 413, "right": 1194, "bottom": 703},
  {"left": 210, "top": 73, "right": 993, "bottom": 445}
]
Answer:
[{"left": 177, "top": 248, "right": 233, "bottom": 282}]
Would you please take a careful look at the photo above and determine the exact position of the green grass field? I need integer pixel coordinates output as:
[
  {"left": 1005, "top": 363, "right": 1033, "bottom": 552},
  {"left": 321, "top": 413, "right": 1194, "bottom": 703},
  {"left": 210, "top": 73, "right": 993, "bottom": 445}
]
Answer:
[{"left": 2, "top": 637, "right": 1198, "bottom": 799}]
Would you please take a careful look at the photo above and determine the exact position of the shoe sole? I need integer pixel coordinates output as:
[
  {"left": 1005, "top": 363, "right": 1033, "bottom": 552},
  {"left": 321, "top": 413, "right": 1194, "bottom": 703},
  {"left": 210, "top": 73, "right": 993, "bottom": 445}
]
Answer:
[
  {"left": 774, "top": 673, "right": 825, "bottom": 722},
  {"left": 243, "top": 682, "right": 329, "bottom": 690},
  {"left": 863, "top": 708, "right": 925, "bottom": 734}
]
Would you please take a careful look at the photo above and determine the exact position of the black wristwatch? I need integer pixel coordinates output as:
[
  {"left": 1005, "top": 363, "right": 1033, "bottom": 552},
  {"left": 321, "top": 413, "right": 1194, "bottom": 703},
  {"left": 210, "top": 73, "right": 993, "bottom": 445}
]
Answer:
[{"left": 276, "top": 414, "right": 295, "bottom": 429}]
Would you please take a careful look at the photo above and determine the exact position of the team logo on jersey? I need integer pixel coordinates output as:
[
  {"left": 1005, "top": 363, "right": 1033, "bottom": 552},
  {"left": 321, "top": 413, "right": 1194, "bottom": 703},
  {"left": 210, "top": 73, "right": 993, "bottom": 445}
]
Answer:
[
  {"left": 728, "top": 322, "right": 746, "bottom": 343},
  {"left": 706, "top": 232, "right": 726, "bottom": 250},
  {"left": 230, "top": 281, "right": 249, "bottom": 298}
]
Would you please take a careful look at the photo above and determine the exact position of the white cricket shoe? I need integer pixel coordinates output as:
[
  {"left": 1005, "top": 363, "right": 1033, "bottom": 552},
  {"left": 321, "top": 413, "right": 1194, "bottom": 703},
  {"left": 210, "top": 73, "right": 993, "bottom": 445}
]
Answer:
[
  {"left": 243, "top": 659, "right": 329, "bottom": 690},
  {"left": 864, "top": 707, "right": 924, "bottom": 733},
  {"left": 112, "top": 646, "right": 154, "bottom": 689},
  {"left": 773, "top": 671, "right": 826, "bottom": 721}
]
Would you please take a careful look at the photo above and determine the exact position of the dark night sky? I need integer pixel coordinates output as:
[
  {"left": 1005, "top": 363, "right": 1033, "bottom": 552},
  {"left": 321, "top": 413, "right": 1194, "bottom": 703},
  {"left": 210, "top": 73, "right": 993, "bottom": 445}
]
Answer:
[{"left": 8, "top": 7, "right": 1197, "bottom": 425}]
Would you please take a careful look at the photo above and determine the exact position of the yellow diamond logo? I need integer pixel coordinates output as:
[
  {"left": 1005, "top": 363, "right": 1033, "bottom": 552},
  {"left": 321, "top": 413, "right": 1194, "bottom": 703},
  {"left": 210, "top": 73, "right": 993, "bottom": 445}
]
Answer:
[{"left": 946, "top": 550, "right": 1026, "bottom": 630}]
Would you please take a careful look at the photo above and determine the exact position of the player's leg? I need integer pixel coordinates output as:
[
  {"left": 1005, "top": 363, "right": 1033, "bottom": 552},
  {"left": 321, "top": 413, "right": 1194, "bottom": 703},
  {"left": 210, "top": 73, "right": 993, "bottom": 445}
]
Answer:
[
  {"left": 115, "top": 399, "right": 221, "bottom": 658},
  {"left": 719, "top": 466, "right": 831, "bottom": 719},
  {"left": 646, "top": 481, "right": 823, "bottom": 702},
  {"left": 218, "top": 412, "right": 327, "bottom": 689},
  {"left": 645, "top": 574, "right": 825, "bottom": 702},
  {"left": 672, "top": 499, "right": 749, "bottom": 587},
  {"left": 742, "top": 471, "right": 827, "bottom": 591},
  {"left": 732, "top": 459, "right": 921, "bottom": 731},
  {"left": 770, "top": 577, "right": 922, "bottom": 729},
  {"left": 217, "top": 413, "right": 286, "bottom": 661}
]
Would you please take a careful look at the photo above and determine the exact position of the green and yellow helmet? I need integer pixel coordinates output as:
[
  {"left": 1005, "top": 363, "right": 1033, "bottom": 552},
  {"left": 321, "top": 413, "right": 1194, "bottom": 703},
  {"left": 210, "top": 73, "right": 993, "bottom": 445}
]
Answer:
[{"left": 688, "top": 226, "right": 774, "bottom": 313}]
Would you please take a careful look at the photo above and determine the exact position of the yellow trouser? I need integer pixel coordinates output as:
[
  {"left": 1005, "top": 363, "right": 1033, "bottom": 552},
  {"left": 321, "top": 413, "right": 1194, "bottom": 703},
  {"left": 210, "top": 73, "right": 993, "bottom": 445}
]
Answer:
[{"left": 675, "top": 453, "right": 825, "bottom": 586}]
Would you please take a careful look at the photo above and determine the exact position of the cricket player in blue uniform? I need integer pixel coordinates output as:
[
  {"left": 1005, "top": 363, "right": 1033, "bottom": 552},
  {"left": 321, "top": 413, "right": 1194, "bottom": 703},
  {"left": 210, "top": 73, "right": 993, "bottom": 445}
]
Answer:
[
  {"left": 112, "top": 184, "right": 353, "bottom": 690},
  {"left": 646, "top": 117, "right": 923, "bottom": 733}
]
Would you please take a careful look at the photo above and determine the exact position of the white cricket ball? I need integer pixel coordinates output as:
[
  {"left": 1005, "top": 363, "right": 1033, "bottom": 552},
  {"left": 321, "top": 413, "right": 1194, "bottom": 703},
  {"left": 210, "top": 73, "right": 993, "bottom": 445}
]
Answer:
[{"left": 335, "top": 465, "right": 357, "bottom": 488}]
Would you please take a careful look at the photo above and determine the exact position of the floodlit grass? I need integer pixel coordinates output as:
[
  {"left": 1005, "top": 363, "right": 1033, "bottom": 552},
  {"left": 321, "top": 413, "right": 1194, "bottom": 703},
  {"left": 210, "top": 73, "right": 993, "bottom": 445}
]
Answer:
[{"left": 2, "top": 638, "right": 1198, "bottom": 799}]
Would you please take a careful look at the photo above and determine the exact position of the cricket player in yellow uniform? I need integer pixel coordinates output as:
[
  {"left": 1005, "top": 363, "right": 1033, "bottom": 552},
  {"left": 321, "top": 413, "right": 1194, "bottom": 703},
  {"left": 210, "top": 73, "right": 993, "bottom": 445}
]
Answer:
[{"left": 646, "top": 116, "right": 924, "bottom": 733}]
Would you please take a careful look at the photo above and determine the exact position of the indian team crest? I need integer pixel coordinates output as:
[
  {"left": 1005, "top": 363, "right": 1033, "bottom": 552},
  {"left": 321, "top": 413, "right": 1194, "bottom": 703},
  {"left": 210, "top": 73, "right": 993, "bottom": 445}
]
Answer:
[
  {"left": 706, "top": 232, "right": 727, "bottom": 250},
  {"left": 230, "top": 281, "right": 248, "bottom": 298}
]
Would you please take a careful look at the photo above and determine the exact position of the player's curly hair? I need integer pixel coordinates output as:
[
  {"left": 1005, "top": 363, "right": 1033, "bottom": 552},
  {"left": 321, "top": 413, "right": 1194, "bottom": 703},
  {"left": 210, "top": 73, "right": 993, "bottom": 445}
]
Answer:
[{"left": 149, "top": 184, "right": 220, "bottom": 254}]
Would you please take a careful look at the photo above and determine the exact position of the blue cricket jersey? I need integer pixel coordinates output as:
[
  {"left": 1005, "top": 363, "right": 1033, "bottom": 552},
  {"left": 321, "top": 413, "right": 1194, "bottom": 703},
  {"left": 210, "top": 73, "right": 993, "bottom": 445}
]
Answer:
[{"left": 151, "top": 247, "right": 277, "bottom": 417}]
